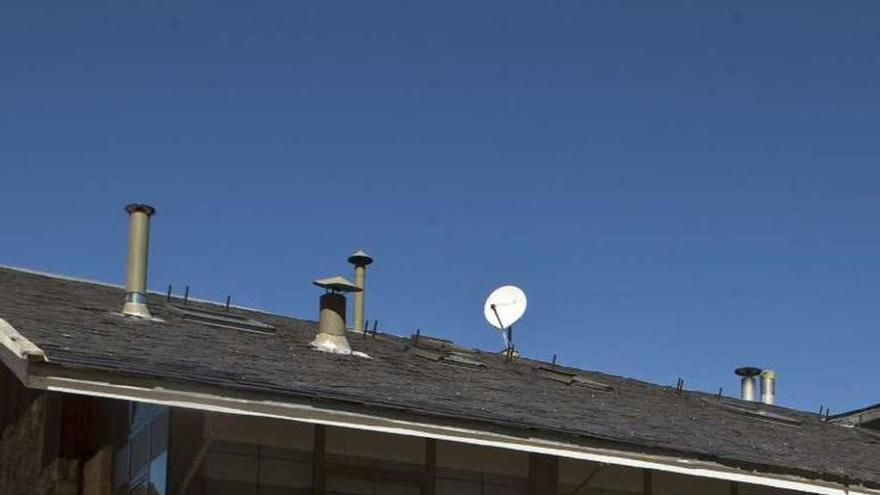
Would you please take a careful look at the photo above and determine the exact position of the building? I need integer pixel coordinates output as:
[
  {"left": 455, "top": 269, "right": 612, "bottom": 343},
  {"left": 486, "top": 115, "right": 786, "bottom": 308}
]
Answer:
[{"left": 2, "top": 205, "right": 879, "bottom": 495}]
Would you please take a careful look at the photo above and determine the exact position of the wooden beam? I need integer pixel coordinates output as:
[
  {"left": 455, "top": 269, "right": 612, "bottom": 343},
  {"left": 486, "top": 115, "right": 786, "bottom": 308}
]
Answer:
[
  {"left": 423, "top": 439, "right": 436, "bottom": 495},
  {"left": 644, "top": 469, "right": 653, "bottom": 495},
  {"left": 312, "top": 425, "right": 326, "bottom": 495}
]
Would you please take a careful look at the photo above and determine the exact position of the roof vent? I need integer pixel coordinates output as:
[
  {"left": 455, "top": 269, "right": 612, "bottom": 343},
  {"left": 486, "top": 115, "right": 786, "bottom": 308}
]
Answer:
[
  {"left": 347, "top": 250, "right": 373, "bottom": 333},
  {"left": 310, "top": 276, "right": 361, "bottom": 354},
  {"left": 121, "top": 204, "right": 156, "bottom": 318},
  {"left": 735, "top": 367, "right": 762, "bottom": 402},
  {"left": 703, "top": 397, "right": 801, "bottom": 427},
  {"left": 412, "top": 347, "right": 487, "bottom": 370},
  {"left": 760, "top": 369, "right": 776, "bottom": 405},
  {"left": 167, "top": 305, "right": 275, "bottom": 335}
]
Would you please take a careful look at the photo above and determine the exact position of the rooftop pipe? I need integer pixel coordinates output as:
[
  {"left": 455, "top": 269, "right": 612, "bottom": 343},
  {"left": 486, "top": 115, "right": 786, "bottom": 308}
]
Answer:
[
  {"left": 760, "top": 370, "right": 776, "bottom": 405},
  {"left": 735, "top": 367, "right": 761, "bottom": 402},
  {"left": 122, "top": 204, "right": 156, "bottom": 318},
  {"left": 348, "top": 250, "right": 373, "bottom": 333},
  {"left": 311, "top": 276, "right": 361, "bottom": 354}
]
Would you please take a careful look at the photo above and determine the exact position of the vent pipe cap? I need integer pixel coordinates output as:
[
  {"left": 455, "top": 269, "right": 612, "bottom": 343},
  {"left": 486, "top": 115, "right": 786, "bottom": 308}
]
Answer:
[
  {"left": 735, "top": 367, "right": 762, "bottom": 377},
  {"left": 313, "top": 276, "right": 362, "bottom": 293},
  {"left": 347, "top": 250, "right": 374, "bottom": 267},
  {"left": 125, "top": 204, "right": 156, "bottom": 216},
  {"left": 735, "top": 367, "right": 762, "bottom": 401}
]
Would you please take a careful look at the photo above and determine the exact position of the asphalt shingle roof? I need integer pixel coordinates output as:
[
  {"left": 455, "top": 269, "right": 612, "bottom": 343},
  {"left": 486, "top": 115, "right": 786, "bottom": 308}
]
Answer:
[{"left": 1, "top": 266, "right": 879, "bottom": 489}]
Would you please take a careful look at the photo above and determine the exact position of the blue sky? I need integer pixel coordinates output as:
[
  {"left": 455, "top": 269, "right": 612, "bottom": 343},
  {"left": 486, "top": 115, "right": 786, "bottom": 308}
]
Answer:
[{"left": 2, "top": 1, "right": 879, "bottom": 413}]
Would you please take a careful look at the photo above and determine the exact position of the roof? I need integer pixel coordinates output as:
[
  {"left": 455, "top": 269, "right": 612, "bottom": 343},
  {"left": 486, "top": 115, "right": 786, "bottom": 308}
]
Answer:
[{"left": 2, "top": 266, "right": 880, "bottom": 489}]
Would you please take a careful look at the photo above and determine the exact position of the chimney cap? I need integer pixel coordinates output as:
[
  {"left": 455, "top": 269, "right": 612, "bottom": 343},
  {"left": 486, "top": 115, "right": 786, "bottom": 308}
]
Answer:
[
  {"left": 735, "top": 366, "right": 762, "bottom": 377},
  {"left": 125, "top": 203, "right": 156, "bottom": 216},
  {"left": 313, "top": 276, "right": 362, "bottom": 293},
  {"left": 347, "top": 250, "right": 373, "bottom": 266}
]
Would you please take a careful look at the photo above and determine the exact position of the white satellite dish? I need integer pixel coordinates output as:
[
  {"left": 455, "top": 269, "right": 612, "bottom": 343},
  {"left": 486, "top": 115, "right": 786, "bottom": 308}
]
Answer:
[
  {"left": 483, "top": 285, "right": 527, "bottom": 331},
  {"left": 484, "top": 285, "right": 527, "bottom": 360}
]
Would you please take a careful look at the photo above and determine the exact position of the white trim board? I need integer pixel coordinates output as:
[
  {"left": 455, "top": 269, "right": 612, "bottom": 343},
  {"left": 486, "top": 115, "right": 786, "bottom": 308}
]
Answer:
[{"left": 0, "top": 317, "right": 46, "bottom": 383}]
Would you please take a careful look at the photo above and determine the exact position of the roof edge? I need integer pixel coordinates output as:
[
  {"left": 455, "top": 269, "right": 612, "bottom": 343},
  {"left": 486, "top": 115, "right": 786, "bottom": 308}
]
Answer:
[
  {"left": 16, "top": 364, "right": 877, "bottom": 495},
  {"left": 0, "top": 317, "right": 47, "bottom": 384}
]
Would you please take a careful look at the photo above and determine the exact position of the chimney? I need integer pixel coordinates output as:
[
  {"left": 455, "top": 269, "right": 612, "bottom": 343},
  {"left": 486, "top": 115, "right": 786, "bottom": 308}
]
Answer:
[
  {"left": 122, "top": 204, "right": 156, "bottom": 318},
  {"left": 760, "top": 370, "right": 776, "bottom": 405},
  {"left": 347, "top": 250, "right": 373, "bottom": 333},
  {"left": 310, "top": 276, "right": 362, "bottom": 354},
  {"left": 735, "top": 367, "right": 761, "bottom": 401}
]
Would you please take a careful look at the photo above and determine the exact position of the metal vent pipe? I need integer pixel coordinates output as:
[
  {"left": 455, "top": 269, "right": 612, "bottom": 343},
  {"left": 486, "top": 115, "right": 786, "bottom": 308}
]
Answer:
[
  {"left": 735, "top": 367, "right": 762, "bottom": 402},
  {"left": 760, "top": 370, "right": 776, "bottom": 405},
  {"left": 347, "top": 250, "right": 373, "bottom": 333},
  {"left": 311, "top": 276, "right": 361, "bottom": 354},
  {"left": 314, "top": 293, "right": 349, "bottom": 353},
  {"left": 122, "top": 204, "right": 156, "bottom": 318}
]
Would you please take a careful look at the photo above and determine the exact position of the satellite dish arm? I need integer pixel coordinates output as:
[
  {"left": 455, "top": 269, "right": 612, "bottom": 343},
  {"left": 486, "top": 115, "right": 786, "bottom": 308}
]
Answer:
[
  {"left": 490, "top": 304, "right": 506, "bottom": 330},
  {"left": 492, "top": 304, "right": 514, "bottom": 355}
]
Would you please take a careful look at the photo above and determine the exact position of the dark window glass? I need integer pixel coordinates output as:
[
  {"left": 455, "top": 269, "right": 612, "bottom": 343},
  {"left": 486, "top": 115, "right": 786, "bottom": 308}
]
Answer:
[
  {"left": 197, "top": 415, "right": 316, "bottom": 494},
  {"left": 130, "top": 480, "right": 148, "bottom": 495},
  {"left": 131, "top": 403, "right": 163, "bottom": 431},
  {"left": 114, "top": 446, "right": 130, "bottom": 488},
  {"left": 203, "top": 446, "right": 259, "bottom": 490},
  {"left": 148, "top": 452, "right": 168, "bottom": 495},
  {"left": 130, "top": 428, "right": 150, "bottom": 481},
  {"left": 151, "top": 409, "right": 169, "bottom": 458},
  {"left": 119, "top": 403, "right": 169, "bottom": 494},
  {"left": 435, "top": 441, "right": 528, "bottom": 495}
]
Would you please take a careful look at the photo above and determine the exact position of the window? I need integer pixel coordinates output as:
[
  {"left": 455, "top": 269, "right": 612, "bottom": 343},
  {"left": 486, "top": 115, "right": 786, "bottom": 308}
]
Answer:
[
  {"left": 199, "top": 415, "right": 314, "bottom": 495},
  {"left": 324, "top": 426, "right": 424, "bottom": 495},
  {"left": 113, "top": 403, "right": 169, "bottom": 495},
  {"left": 559, "top": 460, "right": 645, "bottom": 495},
  {"left": 436, "top": 440, "right": 528, "bottom": 495}
]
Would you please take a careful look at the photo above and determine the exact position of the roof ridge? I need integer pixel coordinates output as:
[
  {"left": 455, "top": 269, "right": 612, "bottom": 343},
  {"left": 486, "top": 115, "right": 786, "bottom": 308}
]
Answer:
[{"left": 0, "top": 264, "right": 276, "bottom": 317}]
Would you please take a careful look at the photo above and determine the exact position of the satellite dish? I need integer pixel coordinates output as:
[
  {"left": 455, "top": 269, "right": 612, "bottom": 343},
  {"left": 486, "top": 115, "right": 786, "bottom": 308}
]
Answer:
[
  {"left": 484, "top": 285, "right": 527, "bottom": 361},
  {"left": 483, "top": 285, "right": 527, "bottom": 330}
]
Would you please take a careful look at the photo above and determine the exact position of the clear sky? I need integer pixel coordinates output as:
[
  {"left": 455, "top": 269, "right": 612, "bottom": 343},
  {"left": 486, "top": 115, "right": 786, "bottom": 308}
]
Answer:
[{"left": 2, "top": 1, "right": 879, "bottom": 413}]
